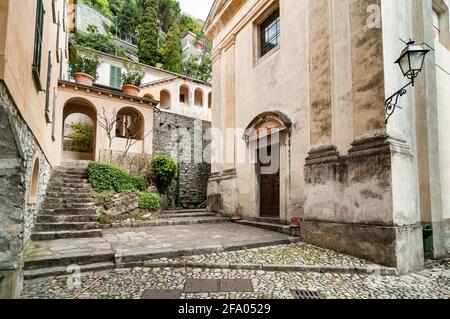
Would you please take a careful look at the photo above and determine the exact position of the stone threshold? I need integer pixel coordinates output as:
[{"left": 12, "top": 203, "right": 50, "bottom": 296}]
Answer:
[{"left": 115, "top": 261, "right": 398, "bottom": 277}]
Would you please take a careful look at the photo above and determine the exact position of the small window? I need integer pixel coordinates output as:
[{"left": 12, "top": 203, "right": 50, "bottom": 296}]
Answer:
[
  {"left": 110, "top": 65, "right": 122, "bottom": 88},
  {"left": 33, "top": 0, "right": 45, "bottom": 88},
  {"left": 259, "top": 9, "right": 280, "bottom": 57},
  {"left": 29, "top": 157, "right": 40, "bottom": 204},
  {"left": 433, "top": 9, "right": 441, "bottom": 41}
]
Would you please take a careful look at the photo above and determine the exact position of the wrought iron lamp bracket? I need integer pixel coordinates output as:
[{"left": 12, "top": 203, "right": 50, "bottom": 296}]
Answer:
[{"left": 385, "top": 81, "right": 413, "bottom": 124}]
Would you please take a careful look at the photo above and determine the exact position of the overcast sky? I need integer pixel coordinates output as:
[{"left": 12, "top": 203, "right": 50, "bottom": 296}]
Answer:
[{"left": 178, "top": 0, "right": 215, "bottom": 20}]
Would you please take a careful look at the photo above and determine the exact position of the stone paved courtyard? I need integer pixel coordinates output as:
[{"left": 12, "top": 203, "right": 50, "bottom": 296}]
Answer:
[
  {"left": 24, "top": 223, "right": 299, "bottom": 266},
  {"left": 22, "top": 254, "right": 450, "bottom": 299}
]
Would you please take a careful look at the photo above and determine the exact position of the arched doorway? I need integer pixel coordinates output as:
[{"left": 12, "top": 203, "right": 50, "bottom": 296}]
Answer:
[
  {"left": 244, "top": 111, "right": 292, "bottom": 220},
  {"left": 62, "top": 98, "right": 97, "bottom": 161}
]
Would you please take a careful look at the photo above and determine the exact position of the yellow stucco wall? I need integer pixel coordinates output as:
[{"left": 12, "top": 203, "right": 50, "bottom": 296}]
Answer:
[{"left": 0, "top": 0, "right": 69, "bottom": 167}]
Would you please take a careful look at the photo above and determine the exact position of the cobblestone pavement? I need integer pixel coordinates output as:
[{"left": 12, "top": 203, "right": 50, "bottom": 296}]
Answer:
[
  {"left": 22, "top": 254, "right": 450, "bottom": 299},
  {"left": 152, "top": 243, "right": 371, "bottom": 267}
]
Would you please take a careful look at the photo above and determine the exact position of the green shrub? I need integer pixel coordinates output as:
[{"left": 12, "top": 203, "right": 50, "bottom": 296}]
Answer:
[
  {"left": 88, "top": 162, "right": 147, "bottom": 192},
  {"left": 69, "top": 45, "right": 100, "bottom": 79},
  {"left": 150, "top": 155, "right": 178, "bottom": 194},
  {"left": 137, "top": 192, "right": 161, "bottom": 211},
  {"left": 129, "top": 176, "right": 148, "bottom": 191}
]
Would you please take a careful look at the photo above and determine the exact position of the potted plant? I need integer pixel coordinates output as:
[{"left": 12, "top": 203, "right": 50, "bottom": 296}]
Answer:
[
  {"left": 122, "top": 62, "right": 145, "bottom": 96},
  {"left": 69, "top": 45, "right": 99, "bottom": 86}
]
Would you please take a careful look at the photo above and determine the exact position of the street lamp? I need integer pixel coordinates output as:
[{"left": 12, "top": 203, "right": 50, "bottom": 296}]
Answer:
[{"left": 385, "top": 40, "right": 431, "bottom": 123}]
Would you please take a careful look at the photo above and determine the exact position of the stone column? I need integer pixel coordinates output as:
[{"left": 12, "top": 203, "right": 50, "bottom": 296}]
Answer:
[
  {"left": 412, "top": 0, "right": 445, "bottom": 258},
  {"left": 223, "top": 35, "right": 236, "bottom": 171},
  {"left": 308, "top": 0, "right": 332, "bottom": 148},
  {"left": 330, "top": 0, "right": 354, "bottom": 154},
  {"left": 349, "top": 0, "right": 385, "bottom": 137}
]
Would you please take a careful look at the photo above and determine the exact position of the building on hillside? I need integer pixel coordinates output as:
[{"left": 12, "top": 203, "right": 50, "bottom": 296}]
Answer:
[
  {"left": 0, "top": 0, "right": 212, "bottom": 298},
  {"left": 204, "top": 0, "right": 450, "bottom": 274},
  {"left": 69, "top": 0, "right": 139, "bottom": 60},
  {"left": 182, "top": 31, "right": 206, "bottom": 58},
  {"left": 88, "top": 51, "right": 212, "bottom": 122}
]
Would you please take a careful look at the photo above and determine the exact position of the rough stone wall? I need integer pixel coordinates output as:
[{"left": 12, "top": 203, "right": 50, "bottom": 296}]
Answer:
[
  {"left": 0, "top": 82, "right": 52, "bottom": 298},
  {"left": 76, "top": 3, "right": 113, "bottom": 35},
  {"left": 153, "top": 110, "right": 211, "bottom": 209}
]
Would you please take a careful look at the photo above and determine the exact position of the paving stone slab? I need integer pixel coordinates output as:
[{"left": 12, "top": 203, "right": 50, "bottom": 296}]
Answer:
[{"left": 141, "top": 289, "right": 182, "bottom": 299}]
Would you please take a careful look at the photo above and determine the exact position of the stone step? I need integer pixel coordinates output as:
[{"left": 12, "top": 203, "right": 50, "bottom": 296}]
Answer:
[
  {"left": 49, "top": 182, "right": 92, "bottom": 188},
  {"left": 41, "top": 208, "right": 97, "bottom": 215},
  {"left": 24, "top": 262, "right": 115, "bottom": 280},
  {"left": 51, "top": 178, "right": 89, "bottom": 184},
  {"left": 44, "top": 198, "right": 95, "bottom": 205},
  {"left": 42, "top": 202, "right": 95, "bottom": 209},
  {"left": 48, "top": 187, "right": 93, "bottom": 193},
  {"left": 162, "top": 212, "right": 218, "bottom": 218},
  {"left": 25, "top": 250, "right": 114, "bottom": 270},
  {"left": 147, "top": 216, "right": 229, "bottom": 227},
  {"left": 54, "top": 170, "right": 88, "bottom": 175},
  {"left": 234, "top": 220, "right": 292, "bottom": 235},
  {"left": 34, "top": 222, "right": 100, "bottom": 232},
  {"left": 37, "top": 215, "right": 98, "bottom": 223},
  {"left": 162, "top": 209, "right": 208, "bottom": 214},
  {"left": 45, "top": 192, "right": 93, "bottom": 199},
  {"left": 31, "top": 229, "right": 102, "bottom": 241}
]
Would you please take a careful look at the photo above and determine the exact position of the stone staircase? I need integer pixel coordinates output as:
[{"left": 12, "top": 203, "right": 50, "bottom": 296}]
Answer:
[{"left": 31, "top": 161, "right": 102, "bottom": 241}]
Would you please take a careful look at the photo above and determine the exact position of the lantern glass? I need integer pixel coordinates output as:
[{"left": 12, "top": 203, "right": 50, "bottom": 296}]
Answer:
[
  {"left": 395, "top": 42, "right": 430, "bottom": 80},
  {"left": 409, "top": 51, "right": 426, "bottom": 71},
  {"left": 398, "top": 53, "right": 411, "bottom": 77}
]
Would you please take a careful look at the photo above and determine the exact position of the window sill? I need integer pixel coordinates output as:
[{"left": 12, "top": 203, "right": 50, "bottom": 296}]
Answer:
[{"left": 254, "top": 44, "right": 280, "bottom": 68}]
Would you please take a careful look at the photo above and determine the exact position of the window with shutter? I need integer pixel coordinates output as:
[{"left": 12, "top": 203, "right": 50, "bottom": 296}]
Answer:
[
  {"left": 56, "top": 12, "right": 61, "bottom": 62},
  {"left": 45, "top": 51, "right": 52, "bottom": 123},
  {"left": 110, "top": 66, "right": 122, "bottom": 88},
  {"left": 33, "top": 0, "right": 45, "bottom": 90}
]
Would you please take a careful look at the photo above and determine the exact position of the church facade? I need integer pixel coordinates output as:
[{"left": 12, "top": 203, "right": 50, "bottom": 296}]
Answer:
[{"left": 204, "top": 0, "right": 450, "bottom": 273}]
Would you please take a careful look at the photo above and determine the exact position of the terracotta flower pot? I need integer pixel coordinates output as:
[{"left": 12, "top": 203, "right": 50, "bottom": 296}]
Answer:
[
  {"left": 122, "top": 84, "right": 140, "bottom": 96},
  {"left": 73, "top": 72, "right": 94, "bottom": 86}
]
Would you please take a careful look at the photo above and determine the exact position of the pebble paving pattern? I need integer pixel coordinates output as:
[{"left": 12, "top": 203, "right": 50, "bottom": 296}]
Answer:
[{"left": 22, "top": 245, "right": 450, "bottom": 299}]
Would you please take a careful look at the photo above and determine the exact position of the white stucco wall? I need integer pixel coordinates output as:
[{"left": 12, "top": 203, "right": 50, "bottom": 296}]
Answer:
[{"left": 436, "top": 41, "right": 450, "bottom": 221}]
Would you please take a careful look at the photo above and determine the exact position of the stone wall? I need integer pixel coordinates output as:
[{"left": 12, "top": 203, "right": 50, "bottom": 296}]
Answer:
[
  {"left": 153, "top": 110, "right": 211, "bottom": 209},
  {"left": 76, "top": 3, "right": 113, "bottom": 35},
  {"left": 0, "top": 81, "right": 52, "bottom": 298}
]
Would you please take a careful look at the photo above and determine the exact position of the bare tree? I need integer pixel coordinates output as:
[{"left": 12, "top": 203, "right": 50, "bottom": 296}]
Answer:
[
  {"left": 121, "top": 114, "right": 153, "bottom": 163},
  {"left": 97, "top": 107, "right": 118, "bottom": 164}
]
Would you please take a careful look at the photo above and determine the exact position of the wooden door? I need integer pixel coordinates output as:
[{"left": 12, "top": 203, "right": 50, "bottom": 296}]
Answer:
[{"left": 258, "top": 144, "right": 280, "bottom": 218}]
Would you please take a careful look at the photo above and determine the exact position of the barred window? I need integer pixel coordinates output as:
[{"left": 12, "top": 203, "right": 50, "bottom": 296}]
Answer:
[{"left": 259, "top": 9, "right": 280, "bottom": 57}]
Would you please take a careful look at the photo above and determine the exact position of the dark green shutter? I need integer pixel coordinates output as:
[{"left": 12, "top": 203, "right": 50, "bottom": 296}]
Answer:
[
  {"left": 33, "top": 0, "right": 44, "bottom": 74},
  {"left": 110, "top": 66, "right": 122, "bottom": 88},
  {"left": 51, "top": 87, "right": 57, "bottom": 141},
  {"left": 45, "top": 51, "right": 52, "bottom": 119}
]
